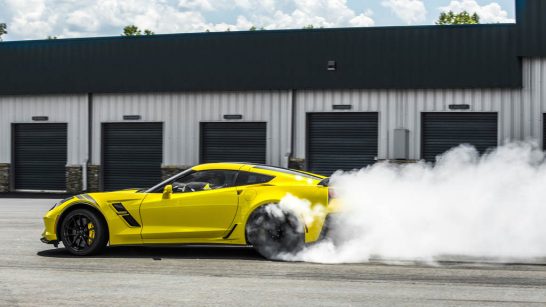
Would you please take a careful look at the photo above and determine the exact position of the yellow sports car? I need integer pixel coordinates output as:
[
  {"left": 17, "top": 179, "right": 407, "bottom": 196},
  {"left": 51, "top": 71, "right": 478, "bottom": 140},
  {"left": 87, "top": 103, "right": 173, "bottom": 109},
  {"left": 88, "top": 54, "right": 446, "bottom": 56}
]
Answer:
[{"left": 41, "top": 163, "right": 335, "bottom": 259}]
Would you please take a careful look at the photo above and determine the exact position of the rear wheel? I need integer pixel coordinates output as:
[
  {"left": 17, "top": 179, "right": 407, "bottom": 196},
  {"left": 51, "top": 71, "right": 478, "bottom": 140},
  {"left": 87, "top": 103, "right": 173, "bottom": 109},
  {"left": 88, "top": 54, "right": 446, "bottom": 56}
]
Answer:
[
  {"left": 246, "top": 204, "right": 305, "bottom": 260},
  {"left": 60, "top": 208, "right": 108, "bottom": 256}
]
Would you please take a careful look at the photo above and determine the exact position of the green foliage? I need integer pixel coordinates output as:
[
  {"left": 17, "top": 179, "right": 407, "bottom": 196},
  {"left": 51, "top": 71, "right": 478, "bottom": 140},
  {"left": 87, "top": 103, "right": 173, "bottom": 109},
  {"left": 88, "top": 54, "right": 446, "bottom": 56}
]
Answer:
[
  {"left": 302, "top": 24, "right": 324, "bottom": 30},
  {"left": 47, "top": 36, "right": 58, "bottom": 40},
  {"left": 0, "top": 23, "right": 7, "bottom": 41},
  {"left": 122, "top": 25, "right": 154, "bottom": 36},
  {"left": 249, "top": 26, "right": 266, "bottom": 31},
  {"left": 436, "top": 11, "right": 480, "bottom": 25}
]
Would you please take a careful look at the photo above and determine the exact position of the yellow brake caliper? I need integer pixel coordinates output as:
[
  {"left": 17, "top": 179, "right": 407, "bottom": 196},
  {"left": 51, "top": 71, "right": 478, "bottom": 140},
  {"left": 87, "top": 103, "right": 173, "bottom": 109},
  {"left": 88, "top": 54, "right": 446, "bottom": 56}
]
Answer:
[{"left": 87, "top": 222, "right": 95, "bottom": 245}]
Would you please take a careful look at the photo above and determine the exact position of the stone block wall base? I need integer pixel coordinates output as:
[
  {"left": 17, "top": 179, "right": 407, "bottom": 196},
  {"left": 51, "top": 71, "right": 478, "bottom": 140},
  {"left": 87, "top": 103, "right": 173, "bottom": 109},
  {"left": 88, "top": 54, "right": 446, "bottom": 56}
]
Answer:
[
  {"left": 66, "top": 166, "right": 83, "bottom": 194},
  {"left": 0, "top": 163, "right": 10, "bottom": 193},
  {"left": 162, "top": 165, "right": 189, "bottom": 181},
  {"left": 87, "top": 165, "right": 101, "bottom": 192}
]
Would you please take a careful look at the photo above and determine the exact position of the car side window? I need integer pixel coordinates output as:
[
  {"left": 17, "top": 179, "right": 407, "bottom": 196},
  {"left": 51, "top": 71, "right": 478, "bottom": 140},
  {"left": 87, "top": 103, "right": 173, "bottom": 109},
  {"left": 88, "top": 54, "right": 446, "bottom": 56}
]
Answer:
[
  {"left": 235, "top": 171, "right": 274, "bottom": 187},
  {"left": 172, "top": 170, "right": 238, "bottom": 193}
]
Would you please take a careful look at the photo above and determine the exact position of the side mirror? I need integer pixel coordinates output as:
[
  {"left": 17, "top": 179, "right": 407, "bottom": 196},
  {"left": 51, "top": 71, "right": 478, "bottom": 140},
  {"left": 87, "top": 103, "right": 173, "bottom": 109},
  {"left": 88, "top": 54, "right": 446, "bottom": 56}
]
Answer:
[{"left": 162, "top": 185, "right": 173, "bottom": 199}]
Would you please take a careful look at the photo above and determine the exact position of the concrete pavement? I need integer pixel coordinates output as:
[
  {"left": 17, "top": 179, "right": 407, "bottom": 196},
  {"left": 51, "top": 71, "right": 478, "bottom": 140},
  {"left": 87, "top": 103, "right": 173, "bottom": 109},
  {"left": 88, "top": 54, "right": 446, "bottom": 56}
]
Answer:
[{"left": 1, "top": 198, "right": 546, "bottom": 306}]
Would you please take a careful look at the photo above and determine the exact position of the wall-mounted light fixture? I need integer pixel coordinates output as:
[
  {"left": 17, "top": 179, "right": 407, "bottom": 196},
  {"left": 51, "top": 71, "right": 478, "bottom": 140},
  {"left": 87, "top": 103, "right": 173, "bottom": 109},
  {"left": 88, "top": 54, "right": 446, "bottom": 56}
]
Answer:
[
  {"left": 223, "top": 114, "right": 243, "bottom": 120},
  {"left": 123, "top": 115, "right": 142, "bottom": 120},
  {"left": 333, "top": 104, "right": 352, "bottom": 110},
  {"left": 32, "top": 116, "right": 49, "bottom": 121},
  {"left": 448, "top": 104, "right": 470, "bottom": 110},
  {"left": 327, "top": 60, "right": 337, "bottom": 71}
]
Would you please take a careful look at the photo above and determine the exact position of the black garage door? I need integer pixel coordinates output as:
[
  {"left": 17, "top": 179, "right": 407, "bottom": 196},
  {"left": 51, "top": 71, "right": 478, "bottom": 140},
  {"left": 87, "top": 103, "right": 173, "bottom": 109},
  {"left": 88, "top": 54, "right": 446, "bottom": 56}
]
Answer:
[
  {"left": 422, "top": 112, "right": 498, "bottom": 161},
  {"left": 200, "top": 122, "right": 267, "bottom": 164},
  {"left": 543, "top": 114, "right": 546, "bottom": 150},
  {"left": 307, "top": 113, "right": 378, "bottom": 176},
  {"left": 13, "top": 123, "right": 67, "bottom": 191},
  {"left": 102, "top": 123, "right": 163, "bottom": 191}
]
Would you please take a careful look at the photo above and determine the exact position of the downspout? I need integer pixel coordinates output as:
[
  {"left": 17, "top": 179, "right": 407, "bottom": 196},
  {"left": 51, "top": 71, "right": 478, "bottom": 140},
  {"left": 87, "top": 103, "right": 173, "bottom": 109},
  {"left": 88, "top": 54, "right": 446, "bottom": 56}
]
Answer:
[
  {"left": 84, "top": 93, "right": 93, "bottom": 192},
  {"left": 288, "top": 89, "right": 296, "bottom": 168}
]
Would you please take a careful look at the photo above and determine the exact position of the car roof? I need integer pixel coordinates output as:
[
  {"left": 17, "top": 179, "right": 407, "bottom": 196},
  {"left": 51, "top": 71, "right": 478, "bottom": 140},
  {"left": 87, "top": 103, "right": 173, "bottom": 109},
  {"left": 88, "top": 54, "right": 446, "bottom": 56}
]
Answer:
[
  {"left": 192, "top": 162, "right": 325, "bottom": 180},
  {"left": 192, "top": 162, "right": 253, "bottom": 171}
]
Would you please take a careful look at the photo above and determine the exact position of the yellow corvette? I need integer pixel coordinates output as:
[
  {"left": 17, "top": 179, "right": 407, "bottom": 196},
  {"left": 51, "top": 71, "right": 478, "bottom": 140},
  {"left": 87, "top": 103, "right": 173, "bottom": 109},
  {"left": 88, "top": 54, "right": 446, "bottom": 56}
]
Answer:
[{"left": 41, "top": 163, "right": 335, "bottom": 259}]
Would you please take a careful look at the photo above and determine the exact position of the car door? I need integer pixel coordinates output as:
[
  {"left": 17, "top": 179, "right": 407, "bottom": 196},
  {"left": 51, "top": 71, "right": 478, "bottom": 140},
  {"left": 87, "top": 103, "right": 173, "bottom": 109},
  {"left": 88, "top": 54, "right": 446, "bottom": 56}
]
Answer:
[{"left": 140, "top": 170, "right": 239, "bottom": 242}]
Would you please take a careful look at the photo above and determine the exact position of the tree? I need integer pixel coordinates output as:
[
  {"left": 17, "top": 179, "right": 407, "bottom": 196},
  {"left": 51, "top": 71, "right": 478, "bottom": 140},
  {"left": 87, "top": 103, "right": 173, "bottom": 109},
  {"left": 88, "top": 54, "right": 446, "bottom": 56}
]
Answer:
[
  {"left": 436, "top": 11, "right": 480, "bottom": 25},
  {"left": 0, "top": 23, "right": 7, "bottom": 41},
  {"left": 122, "top": 25, "right": 154, "bottom": 36},
  {"left": 47, "top": 36, "right": 58, "bottom": 40},
  {"left": 249, "top": 26, "right": 266, "bottom": 31},
  {"left": 302, "top": 24, "right": 324, "bottom": 30}
]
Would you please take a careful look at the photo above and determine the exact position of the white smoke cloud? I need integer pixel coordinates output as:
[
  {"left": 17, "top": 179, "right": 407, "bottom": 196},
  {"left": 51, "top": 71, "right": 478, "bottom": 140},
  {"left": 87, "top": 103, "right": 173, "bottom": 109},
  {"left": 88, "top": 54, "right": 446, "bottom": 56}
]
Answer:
[
  {"left": 440, "top": 0, "right": 515, "bottom": 23},
  {"left": 381, "top": 0, "right": 427, "bottom": 25},
  {"left": 282, "top": 142, "right": 546, "bottom": 264}
]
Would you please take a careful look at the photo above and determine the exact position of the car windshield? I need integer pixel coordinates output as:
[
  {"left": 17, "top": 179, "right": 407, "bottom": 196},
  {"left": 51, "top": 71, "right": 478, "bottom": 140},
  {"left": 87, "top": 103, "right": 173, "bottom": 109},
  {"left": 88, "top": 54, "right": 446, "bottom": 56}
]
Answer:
[{"left": 253, "top": 165, "right": 323, "bottom": 180}]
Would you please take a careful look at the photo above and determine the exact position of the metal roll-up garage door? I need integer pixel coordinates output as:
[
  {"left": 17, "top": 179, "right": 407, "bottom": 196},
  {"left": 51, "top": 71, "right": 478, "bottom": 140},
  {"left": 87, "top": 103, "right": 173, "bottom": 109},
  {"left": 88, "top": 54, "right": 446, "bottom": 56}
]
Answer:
[
  {"left": 13, "top": 123, "right": 67, "bottom": 191},
  {"left": 200, "top": 122, "right": 267, "bottom": 164},
  {"left": 102, "top": 123, "right": 163, "bottom": 191},
  {"left": 307, "top": 113, "right": 378, "bottom": 176},
  {"left": 422, "top": 112, "right": 498, "bottom": 161}
]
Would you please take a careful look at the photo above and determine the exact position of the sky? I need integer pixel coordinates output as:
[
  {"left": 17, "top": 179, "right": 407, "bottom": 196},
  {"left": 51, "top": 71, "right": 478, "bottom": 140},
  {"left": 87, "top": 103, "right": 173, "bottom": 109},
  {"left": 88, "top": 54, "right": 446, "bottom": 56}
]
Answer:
[{"left": 0, "top": 0, "right": 516, "bottom": 41}]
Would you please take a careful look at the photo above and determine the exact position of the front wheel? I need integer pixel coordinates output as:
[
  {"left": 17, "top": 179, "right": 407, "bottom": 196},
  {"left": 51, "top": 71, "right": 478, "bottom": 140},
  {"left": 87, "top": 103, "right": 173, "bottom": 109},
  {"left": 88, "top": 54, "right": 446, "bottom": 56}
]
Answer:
[
  {"left": 246, "top": 204, "right": 305, "bottom": 260},
  {"left": 60, "top": 208, "right": 108, "bottom": 256}
]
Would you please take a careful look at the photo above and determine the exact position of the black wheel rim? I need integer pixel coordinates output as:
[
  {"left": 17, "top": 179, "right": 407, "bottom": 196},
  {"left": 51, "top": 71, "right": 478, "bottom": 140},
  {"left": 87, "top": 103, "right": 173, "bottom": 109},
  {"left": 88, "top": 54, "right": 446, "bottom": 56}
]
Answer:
[{"left": 63, "top": 214, "right": 96, "bottom": 251}]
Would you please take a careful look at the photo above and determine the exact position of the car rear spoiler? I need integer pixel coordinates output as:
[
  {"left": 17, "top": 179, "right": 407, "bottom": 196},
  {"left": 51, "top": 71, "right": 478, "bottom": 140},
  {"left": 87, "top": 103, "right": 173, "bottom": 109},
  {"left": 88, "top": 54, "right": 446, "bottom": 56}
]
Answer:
[{"left": 318, "top": 178, "right": 330, "bottom": 187}]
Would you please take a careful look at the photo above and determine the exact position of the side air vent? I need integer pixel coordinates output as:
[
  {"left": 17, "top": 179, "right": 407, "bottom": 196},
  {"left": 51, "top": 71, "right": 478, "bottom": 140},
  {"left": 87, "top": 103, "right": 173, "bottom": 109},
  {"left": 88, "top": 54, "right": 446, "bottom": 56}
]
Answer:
[
  {"left": 111, "top": 203, "right": 141, "bottom": 227},
  {"left": 122, "top": 215, "right": 141, "bottom": 227},
  {"left": 112, "top": 203, "right": 127, "bottom": 213}
]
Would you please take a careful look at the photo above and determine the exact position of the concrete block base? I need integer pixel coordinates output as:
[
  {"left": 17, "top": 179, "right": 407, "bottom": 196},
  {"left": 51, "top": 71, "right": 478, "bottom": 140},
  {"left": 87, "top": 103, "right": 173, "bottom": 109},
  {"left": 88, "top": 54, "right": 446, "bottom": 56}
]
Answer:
[{"left": 0, "top": 164, "right": 10, "bottom": 193}]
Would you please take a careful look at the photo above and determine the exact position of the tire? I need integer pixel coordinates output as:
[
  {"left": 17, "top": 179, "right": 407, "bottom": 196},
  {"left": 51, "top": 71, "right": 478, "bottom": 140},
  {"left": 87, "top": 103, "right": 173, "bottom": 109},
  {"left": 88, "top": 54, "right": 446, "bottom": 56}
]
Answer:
[
  {"left": 245, "top": 204, "right": 305, "bottom": 260},
  {"left": 60, "top": 208, "right": 108, "bottom": 256}
]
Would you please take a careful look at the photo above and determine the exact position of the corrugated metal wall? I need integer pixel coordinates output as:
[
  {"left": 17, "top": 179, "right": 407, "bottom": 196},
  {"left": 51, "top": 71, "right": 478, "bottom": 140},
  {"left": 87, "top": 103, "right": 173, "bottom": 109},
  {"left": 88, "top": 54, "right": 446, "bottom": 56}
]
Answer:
[
  {"left": 1, "top": 59, "right": 544, "bottom": 174},
  {"left": 92, "top": 91, "right": 292, "bottom": 167},
  {"left": 294, "top": 58, "right": 546, "bottom": 160},
  {"left": 0, "top": 95, "right": 88, "bottom": 166}
]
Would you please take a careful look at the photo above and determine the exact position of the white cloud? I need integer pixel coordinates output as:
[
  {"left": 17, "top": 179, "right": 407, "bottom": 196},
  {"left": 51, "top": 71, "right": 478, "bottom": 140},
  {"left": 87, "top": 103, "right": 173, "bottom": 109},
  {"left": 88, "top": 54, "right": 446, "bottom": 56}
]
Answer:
[
  {"left": 349, "top": 9, "right": 375, "bottom": 27},
  {"left": 0, "top": 0, "right": 375, "bottom": 41},
  {"left": 440, "top": 0, "right": 515, "bottom": 23},
  {"left": 381, "top": 0, "right": 427, "bottom": 25},
  {"left": 249, "top": 0, "right": 375, "bottom": 29},
  {"left": 178, "top": 0, "right": 215, "bottom": 11}
]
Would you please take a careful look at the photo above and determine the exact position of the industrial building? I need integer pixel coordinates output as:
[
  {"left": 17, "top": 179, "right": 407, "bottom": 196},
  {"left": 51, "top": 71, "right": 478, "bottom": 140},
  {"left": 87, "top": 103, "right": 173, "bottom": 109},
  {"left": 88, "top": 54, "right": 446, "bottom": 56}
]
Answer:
[{"left": 0, "top": 0, "right": 545, "bottom": 194}]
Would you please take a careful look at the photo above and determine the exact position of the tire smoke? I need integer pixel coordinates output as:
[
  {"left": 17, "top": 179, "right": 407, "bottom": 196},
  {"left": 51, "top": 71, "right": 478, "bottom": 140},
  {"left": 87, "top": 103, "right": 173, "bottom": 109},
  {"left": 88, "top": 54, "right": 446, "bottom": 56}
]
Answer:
[{"left": 282, "top": 142, "right": 546, "bottom": 264}]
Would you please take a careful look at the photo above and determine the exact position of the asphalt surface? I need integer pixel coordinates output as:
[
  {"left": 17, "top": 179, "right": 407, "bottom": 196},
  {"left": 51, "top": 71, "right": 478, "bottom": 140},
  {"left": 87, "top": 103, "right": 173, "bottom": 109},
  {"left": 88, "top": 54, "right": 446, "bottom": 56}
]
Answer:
[{"left": 1, "top": 198, "right": 546, "bottom": 306}]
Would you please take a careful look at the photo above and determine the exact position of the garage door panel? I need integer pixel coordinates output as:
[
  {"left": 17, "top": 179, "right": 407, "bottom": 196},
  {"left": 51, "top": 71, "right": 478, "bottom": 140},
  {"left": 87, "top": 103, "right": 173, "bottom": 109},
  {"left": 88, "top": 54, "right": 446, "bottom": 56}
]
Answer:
[
  {"left": 13, "top": 123, "right": 67, "bottom": 191},
  {"left": 103, "top": 123, "right": 163, "bottom": 191},
  {"left": 543, "top": 114, "right": 546, "bottom": 150},
  {"left": 200, "top": 122, "right": 267, "bottom": 164},
  {"left": 307, "top": 113, "right": 378, "bottom": 176},
  {"left": 422, "top": 112, "right": 498, "bottom": 161}
]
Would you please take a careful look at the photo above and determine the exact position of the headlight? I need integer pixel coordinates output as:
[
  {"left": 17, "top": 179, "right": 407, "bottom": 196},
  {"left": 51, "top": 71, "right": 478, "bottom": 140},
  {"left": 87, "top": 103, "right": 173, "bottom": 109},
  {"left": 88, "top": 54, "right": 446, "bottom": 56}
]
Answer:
[{"left": 49, "top": 197, "right": 73, "bottom": 211}]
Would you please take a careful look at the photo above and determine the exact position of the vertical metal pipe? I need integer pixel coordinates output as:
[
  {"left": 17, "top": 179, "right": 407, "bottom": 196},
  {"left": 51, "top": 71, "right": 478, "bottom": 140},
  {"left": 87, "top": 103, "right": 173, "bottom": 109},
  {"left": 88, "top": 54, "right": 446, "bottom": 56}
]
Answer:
[
  {"left": 84, "top": 93, "right": 93, "bottom": 191},
  {"left": 289, "top": 89, "right": 296, "bottom": 168}
]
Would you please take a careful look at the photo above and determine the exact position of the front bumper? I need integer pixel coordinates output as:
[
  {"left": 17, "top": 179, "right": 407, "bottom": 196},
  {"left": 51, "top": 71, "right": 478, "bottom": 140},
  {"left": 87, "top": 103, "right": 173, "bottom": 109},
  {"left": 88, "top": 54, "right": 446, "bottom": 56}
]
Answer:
[
  {"left": 40, "top": 237, "right": 59, "bottom": 247},
  {"left": 41, "top": 210, "right": 59, "bottom": 244}
]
